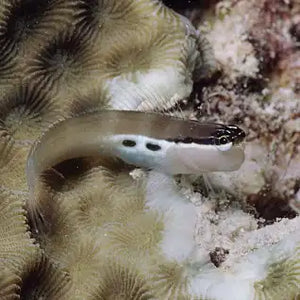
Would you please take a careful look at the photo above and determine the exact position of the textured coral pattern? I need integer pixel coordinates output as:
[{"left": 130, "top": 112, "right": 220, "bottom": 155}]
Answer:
[
  {"left": 254, "top": 247, "right": 300, "bottom": 300},
  {"left": 0, "top": 0, "right": 299, "bottom": 299},
  {"left": 0, "top": 0, "right": 203, "bottom": 298}
]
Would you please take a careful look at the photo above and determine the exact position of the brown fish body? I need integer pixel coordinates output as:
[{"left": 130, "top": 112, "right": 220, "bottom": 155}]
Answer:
[{"left": 26, "top": 110, "right": 245, "bottom": 232}]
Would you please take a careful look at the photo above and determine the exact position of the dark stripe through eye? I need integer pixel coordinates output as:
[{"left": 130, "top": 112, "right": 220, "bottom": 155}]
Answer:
[
  {"left": 146, "top": 143, "right": 161, "bottom": 151},
  {"left": 167, "top": 137, "right": 215, "bottom": 145},
  {"left": 122, "top": 140, "right": 136, "bottom": 147},
  {"left": 182, "top": 137, "right": 193, "bottom": 143}
]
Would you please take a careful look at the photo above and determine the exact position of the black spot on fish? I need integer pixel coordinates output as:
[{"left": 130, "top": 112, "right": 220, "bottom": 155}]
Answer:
[
  {"left": 146, "top": 143, "right": 161, "bottom": 151},
  {"left": 122, "top": 140, "right": 136, "bottom": 147}
]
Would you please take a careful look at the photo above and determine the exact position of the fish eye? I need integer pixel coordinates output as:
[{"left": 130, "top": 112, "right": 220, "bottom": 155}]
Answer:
[{"left": 219, "top": 136, "right": 229, "bottom": 145}]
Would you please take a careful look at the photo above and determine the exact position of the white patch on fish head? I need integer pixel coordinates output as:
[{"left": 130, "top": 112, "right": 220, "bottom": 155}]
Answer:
[
  {"left": 106, "top": 134, "right": 174, "bottom": 170},
  {"left": 106, "top": 134, "right": 245, "bottom": 175}
]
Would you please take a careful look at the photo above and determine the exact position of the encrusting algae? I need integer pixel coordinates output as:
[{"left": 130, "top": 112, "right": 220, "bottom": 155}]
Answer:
[{"left": 0, "top": 0, "right": 299, "bottom": 299}]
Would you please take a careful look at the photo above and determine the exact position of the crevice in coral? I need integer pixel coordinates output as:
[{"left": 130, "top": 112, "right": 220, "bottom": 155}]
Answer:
[
  {"left": 42, "top": 157, "right": 96, "bottom": 192},
  {"left": 18, "top": 255, "right": 71, "bottom": 300},
  {"left": 247, "top": 184, "right": 298, "bottom": 225}
]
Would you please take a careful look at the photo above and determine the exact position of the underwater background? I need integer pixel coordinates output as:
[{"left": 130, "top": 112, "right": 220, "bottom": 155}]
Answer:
[{"left": 0, "top": 0, "right": 299, "bottom": 299}]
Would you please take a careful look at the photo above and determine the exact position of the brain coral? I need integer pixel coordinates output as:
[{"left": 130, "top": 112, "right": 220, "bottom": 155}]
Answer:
[
  {"left": 0, "top": 0, "right": 299, "bottom": 299},
  {"left": 0, "top": 0, "right": 209, "bottom": 298}
]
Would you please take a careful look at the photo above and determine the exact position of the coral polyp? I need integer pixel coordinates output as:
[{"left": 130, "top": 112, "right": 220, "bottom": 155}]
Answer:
[
  {"left": 92, "top": 258, "right": 154, "bottom": 300},
  {"left": 0, "top": 0, "right": 71, "bottom": 44},
  {"left": 0, "top": 269, "right": 20, "bottom": 300},
  {"left": 151, "top": 261, "right": 188, "bottom": 299},
  {"left": 0, "top": 84, "right": 58, "bottom": 143},
  {"left": 99, "top": 27, "right": 182, "bottom": 79},
  {"left": 0, "top": 0, "right": 75, "bottom": 84},
  {"left": 25, "top": 30, "right": 99, "bottom": 92},
  {"left": 254, "top": 248, "right": 300, "bottom": 300},
  {"left": 74, "top": 0, "right": 148, "bottom": 40},
  {"left": 19, "top": 255, "right": 71, "bottom": 300},
  {"left": 106, "top": 212, "right": 164, "bottom": 258},
  {"left": 0, "top": 190, "right": 37, "bottom": 273}
]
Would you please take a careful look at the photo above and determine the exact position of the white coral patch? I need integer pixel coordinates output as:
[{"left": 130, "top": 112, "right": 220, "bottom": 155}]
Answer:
[
  {"left": 149, "top": 167, "right": 300, "bottom": 299},
  {"left": 107, "top": 66, "right": 193, "bottom": 111},
  {"left": 188, "top": 231, "right": 300, "bottom": 300},
  {"left": 145, "top": 171, "right": 197, "bottom": 262}
]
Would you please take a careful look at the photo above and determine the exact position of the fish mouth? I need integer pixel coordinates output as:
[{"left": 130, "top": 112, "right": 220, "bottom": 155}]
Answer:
[
  {"left": 233, "top": 132, "right": 246, "bottom": 145},
  {"left": 228, "top": 125, "right": 246, "bottom": 145}
]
